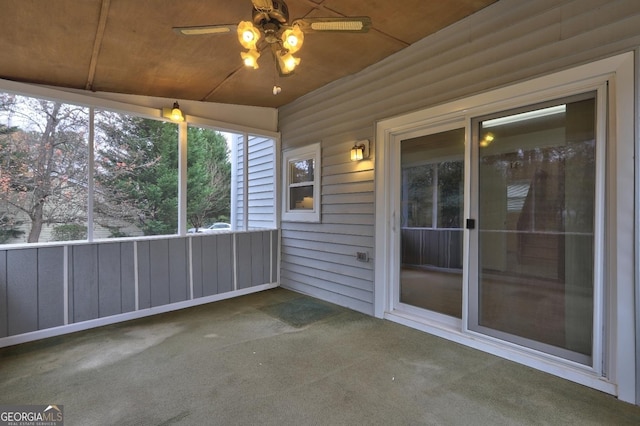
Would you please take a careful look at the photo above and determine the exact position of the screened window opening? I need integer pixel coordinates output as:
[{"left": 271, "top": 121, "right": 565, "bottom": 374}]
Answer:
[
  {"left": 184, "top": 125, "right": 231, "bottom": 234},
  {"left": 0, "top": 90, "right": 276, "bottom": 246},
  {"left": 94, "top": 110, "right": 178, "bottom": 238},
  {"left": 0, "top": 93, "right": 89, "bottom": 244}
]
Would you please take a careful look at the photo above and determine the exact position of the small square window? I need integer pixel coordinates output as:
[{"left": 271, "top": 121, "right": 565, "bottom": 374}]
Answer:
[{"left": 282, "top": 143, "right": 321, "bottom": 222}]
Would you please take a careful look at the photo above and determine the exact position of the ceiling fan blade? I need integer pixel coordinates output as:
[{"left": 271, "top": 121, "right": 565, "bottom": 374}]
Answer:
[
  {"left": 251, "top": 0, "right": 274, "bottom": 11},
  {"left": 293, "top": 17, "right": 372, "bottom": 33},
  {"left": 173, "top": 24, "right": 236, "bottom": 36}
]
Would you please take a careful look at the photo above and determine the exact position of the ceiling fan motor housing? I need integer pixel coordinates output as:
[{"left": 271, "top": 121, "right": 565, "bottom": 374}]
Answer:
[{"left": 252, "top": 0, "right": 289, "bottom": 26}]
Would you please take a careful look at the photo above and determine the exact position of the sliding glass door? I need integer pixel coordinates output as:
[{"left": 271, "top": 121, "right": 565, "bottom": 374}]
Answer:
[
  {"left": 393, "top": 91, "right": 602, "bottom": 367},
  {"left": 399, "top": 128, "right": 464, "bottom": 319},
  {"left": 469, "top": 93, "right": 600, "bottom": 365}
]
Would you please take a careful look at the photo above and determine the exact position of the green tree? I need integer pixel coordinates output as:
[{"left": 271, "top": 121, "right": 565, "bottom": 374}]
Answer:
[
  {"left": 187, "top": 127, "right": 231, "bottom": 230},
  {"left": 94, "top": 113, "right": 231, "bottom": 235},
  {"left": 95, "top": 114, "right": 178, "bottom": 235}
]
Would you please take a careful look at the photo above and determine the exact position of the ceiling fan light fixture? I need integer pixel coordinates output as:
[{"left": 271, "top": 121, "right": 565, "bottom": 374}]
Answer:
[
  {"left": 282, "top": 25, "right": 303, "bottom": 53},
  {"left": 237, "top": 21, "right": 261, "bottom": 49},
  {"left": 277, "top": 52, "right": 300, "bottom": 74},
  {"left": 173, "top": 1, "right": 372, "bottom": 84},
  {"left": 241, "top": 49, "right": 261, "bottom": 69}
]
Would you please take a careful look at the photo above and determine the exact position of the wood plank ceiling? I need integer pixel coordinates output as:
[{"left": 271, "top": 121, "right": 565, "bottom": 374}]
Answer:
[{"left": 0, "top": 0, "right": 498, "bottom": 108}]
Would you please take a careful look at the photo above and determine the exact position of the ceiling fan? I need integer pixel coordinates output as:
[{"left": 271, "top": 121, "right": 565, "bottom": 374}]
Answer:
[{"left": 173, "top": 0, "right": 371, "bottom": 77}]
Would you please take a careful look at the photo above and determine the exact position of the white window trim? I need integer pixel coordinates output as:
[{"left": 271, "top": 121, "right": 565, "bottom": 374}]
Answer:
[
  {"left": 281, "top": 143, "right": 321, "bottom": 223},
  {"left": 374, "top": 52, "right": 635, "bottom": 402}
]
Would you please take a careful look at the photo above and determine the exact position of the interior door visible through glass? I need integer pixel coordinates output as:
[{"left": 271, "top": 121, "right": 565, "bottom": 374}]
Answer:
[
  {"left": 470, "top": 93, "right": 598, "bottom": 365},
  {"left": 400, "top": 128, "right": 464, "bottom": 318}
]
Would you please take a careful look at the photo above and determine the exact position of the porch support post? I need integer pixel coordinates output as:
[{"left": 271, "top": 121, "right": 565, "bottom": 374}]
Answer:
[{"left": 178, "top": 121, "right": 188, "bottom": 235}]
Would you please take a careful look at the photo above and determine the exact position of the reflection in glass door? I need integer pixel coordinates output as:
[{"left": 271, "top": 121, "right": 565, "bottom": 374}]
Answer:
[
  {"left": 470, "top": 93, "right": 598, "bottom": 365},
  {"left": 400, "top": 128, "right": 464, "bottom": 318}
]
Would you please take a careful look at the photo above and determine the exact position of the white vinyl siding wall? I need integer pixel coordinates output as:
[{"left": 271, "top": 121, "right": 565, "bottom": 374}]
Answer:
[
  {"left": 232, "top": 133, "right": 245, "bottom": 229},
  {"left": 281, "top": 139, "right": 375, "bottom": 314},
  {"left": 278, "top": 0, "right": 640, "bottom": 315},
  {"left": 232, "top": 134, "right": 277, "bottom": 230},
  {"left": 247, "top": 136, "right": 276, "bottom": 230}
]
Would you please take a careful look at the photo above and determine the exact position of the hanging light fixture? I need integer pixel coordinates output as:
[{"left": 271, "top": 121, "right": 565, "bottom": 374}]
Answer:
[{"left": 162, "top": 101, "right": 184, "bottom": 122}]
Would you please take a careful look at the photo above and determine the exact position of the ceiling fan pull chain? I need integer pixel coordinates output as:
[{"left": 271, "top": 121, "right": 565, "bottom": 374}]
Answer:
[{"left": 273, "top": 55, "right": 282, "bottom": 95}]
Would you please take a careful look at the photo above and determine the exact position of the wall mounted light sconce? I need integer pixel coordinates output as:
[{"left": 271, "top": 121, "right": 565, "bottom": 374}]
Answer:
[
  {"left": 350, "top": 139, "right": 370, "bottom": 161},
  {"left": 162, "top": 101, "right": 184, "bottom": 122}
]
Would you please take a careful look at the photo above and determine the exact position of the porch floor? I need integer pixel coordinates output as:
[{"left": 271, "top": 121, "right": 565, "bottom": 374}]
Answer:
[{"left": 1, "top": 288, "right": 639, "bottom": 425}]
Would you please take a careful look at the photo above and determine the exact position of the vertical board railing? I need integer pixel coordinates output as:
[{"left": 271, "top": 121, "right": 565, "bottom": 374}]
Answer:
[
  {"left": 401, "top": 228, "right": 463, "bottom": 270},
  {"left": 0, "top": 229, "right": 278, "bottom": 346}
]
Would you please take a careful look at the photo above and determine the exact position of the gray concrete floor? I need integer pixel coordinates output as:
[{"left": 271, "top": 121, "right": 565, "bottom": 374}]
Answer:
[{"left": 1, "top": 288, "right": 639, "bottom": 425}]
